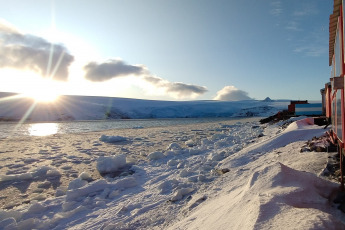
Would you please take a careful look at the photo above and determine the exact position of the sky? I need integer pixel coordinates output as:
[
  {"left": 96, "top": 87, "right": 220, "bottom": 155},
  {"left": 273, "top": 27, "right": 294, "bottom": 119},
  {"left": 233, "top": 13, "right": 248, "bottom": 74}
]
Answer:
[{"left": 0, "top": 0, "right": 333, "bottom": 101}]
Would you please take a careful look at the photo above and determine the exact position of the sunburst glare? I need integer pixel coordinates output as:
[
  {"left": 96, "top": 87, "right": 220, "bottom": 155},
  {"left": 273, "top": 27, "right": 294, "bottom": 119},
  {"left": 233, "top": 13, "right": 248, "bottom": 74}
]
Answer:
[
  {"left": 20, "top": 78, "right": 61, "bottom": 103},
  {"left": 23, "top": 91, "right": 60, "bottom": 103}
]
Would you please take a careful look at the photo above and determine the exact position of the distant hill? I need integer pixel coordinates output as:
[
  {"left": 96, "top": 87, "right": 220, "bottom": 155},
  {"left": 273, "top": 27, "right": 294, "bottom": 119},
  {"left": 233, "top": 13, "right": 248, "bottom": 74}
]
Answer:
[
  {"left": 0, "top": 92, "right": 289, "bottom": 122},
  {"left": 263, "top": 97, "right": 273, "bottom": 102}
]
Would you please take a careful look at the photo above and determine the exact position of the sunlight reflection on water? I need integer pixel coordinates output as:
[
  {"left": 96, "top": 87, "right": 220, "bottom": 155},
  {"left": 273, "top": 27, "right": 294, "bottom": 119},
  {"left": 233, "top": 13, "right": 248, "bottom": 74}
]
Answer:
[
  {"left": 28, "top": 123, "right": 59, "bottom": 136},
  {"left": 0, "top": 117, "right": 259, "bottom": 138}
]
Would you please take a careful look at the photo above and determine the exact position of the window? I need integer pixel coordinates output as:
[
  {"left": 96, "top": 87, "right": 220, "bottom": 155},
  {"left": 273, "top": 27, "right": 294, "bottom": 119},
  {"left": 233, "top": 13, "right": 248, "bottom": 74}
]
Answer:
[
  {"left": 337, "top": 90, "right": 343, "bottom": 140},
  {"left": 335, "top": 24, "right": 341, "bottom": 77}
]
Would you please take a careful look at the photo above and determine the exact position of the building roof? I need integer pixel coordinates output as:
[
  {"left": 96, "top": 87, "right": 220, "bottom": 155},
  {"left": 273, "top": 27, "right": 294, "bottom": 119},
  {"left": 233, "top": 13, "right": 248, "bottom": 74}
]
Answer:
[{"left": 329, "top": 0, "right": 342, "bottom": 66}]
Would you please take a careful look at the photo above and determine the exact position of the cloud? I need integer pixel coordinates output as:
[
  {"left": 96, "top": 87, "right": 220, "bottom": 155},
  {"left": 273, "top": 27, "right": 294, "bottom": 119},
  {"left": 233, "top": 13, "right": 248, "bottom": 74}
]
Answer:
[
  {"left": 285, "top": 21, "right": 302, "bottom": 31},
  {"left": 83, "top": 59, "right": 208, "bottom": 99},
  {"left": 165, "top": 82, "right": 207, "bottom": 98},
  {"left": 84, "top": 59, "right": 146, "bottom": 82},
  {"left": 214, "top": 86, "right": 252, "bottom": 101},
  {"left": 270, "top": 0, "right": 282, "bottom": 16},
  {"left": 142, "top": 75, "right": 208, "bottom": 99},
  {"left": 0, "top": 21, "right": 74, "bottom": 81},
  {"left": 292, "top": 28, "right": 327, "bottom": 57},
  {"left": 293, "top": 5, "right": 318, "bottom": 17},
  {"left": 293, "top": 45, "right": 327, "bottom": 57}
]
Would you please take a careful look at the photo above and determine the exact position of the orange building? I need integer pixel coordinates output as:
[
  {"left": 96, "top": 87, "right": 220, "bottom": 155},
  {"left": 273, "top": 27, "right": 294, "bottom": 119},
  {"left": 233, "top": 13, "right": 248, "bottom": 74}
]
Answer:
[{"left": 327, "top": 0, "right": 345, "bottom": 189}]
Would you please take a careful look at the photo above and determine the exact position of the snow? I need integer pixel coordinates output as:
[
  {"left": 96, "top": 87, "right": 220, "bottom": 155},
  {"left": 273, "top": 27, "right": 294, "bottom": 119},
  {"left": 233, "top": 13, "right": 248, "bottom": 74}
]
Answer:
[
  {"left": 0, "top": 92, "right": 289, "bottom": 121},
  {"left": 1, "top": 114, "right": 344, "bottom": 229}
]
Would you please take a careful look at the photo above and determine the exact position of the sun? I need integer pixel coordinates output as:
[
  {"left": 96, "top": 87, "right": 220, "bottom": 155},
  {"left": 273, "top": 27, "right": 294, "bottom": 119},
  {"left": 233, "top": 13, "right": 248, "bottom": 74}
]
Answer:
[
  {"left": 25, "top": 91, "right": 60, "bottom": 103},
  {"left": 20, "top": 78, "right": 62, "bottom": 103}
]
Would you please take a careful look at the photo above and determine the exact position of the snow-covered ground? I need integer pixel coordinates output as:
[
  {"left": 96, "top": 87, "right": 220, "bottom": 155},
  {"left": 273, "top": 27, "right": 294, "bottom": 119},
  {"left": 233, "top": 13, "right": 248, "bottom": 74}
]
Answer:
[
  {"left": 0, "top": 92, "right": 289, "bottom": 121},
  {"left": 0, "top": 117, "right": 343, "bottom": 229}
]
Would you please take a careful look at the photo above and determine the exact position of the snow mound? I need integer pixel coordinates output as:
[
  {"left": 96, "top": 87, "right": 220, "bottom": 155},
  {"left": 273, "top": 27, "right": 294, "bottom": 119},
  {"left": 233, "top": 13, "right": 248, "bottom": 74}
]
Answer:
[
  {"left": 96, "top": 155, "right": 127, "bottom": 174},
  {"left": 170, "top": 163, "right": 342, "bottom": 229},
  {"left": 253, "top": 163, "right": 340, "bottom": 229}
]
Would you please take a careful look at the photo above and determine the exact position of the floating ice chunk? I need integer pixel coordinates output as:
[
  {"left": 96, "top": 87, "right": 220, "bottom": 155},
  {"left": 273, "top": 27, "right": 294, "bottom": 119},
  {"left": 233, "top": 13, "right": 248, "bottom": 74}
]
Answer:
[
  {"left": 17, "top": 218, "right": 40, "bottom": 230},
  {"left": 201, "top": 138, "right": 213, "bottom": 146},
  {"left": 31, "top": 194, "right": 46, "bottom": 201},
  {"left": 172, "top": 149, "right": 184, "bottom": 155},
  {"left": 62, "top": 201, "right": 77, "bottom": 212},
  {"left": 32, "top": 166, "right": 53, "bottom": 178},
  {"left": 167, "top": 159, "right": 178, "bottom": 166},
  {"left": 167, "top": 143, "right": 182, "bottom": 150},
  {"left": 129, "top": 165, "right": 144, "bottom": 174},
  {"left": 132, "top": 126, "right": 144, "bottom": 129},
  {"left": 214, "top": 139, "right": 231, "bottom": 149},
  {"left": 66, "top": 177, "right": 137, "bottom": 202},
  {"left": 37, "top": 181, "right": 51, "bottom": 189},
  {"left": 210, "top": 133, "right": 227, "bottom": 141},
  {"left": 66, "top": 180, "right": 108, "bottom": 201},
  {"left": 185, "top": 139, "right": 196, "bottom": 147},
  {"left": 79, "top": 172, "right": 92, "bottom": 181},
  {"left": 99, "top": 135, "right": 128, "bottom": 143},
  {"left": 55, "top": 186, "right": 67, "bottom": 197},
  {"left": 23, "top": 158, "right": 38, "bottom": 164},
  {"left": 108, "top": 190, "right": 120, "bottom": 199},
  {"left": 93, "top": 142, "right": 102, "bottom": 146},
  {"left": 46, "top": 169, "right": 61, "bottom": 177},
  {"left": 171, "top": 188, "right": 194, "bottom": 201},
  {"left": 0, "top": 210, "right": 22, "bottom": 222},
  {"left": 0, "top": 217, "right": 16, "bottom": 229},
  {"left": 68, "top": 178, "right": 88, "bottom": 190},
  {"left": 188, "top": 176, "right": 198, "bottom": 183},
  {"left": 28, "top": 202, "right": 46, "bottom": 214},
  {"left": 96, "top": 155, "right": 127, "bottom": 174},
  {"left": 180, "top": 169, "right": 193, "bottom": 178},
  {"left": 208, "top": 152, "right": 225, "bottom": 161},
  {"left": 96, "top": 200, "right": 106, "bottom": 207},
  {"left": 198, "top": 174, "right": 207, "bottom": 182},
  {"left": 158, "top": 179, "right": 180, "bottom": 194},
  {"left": 177, "top": 162, "right": 185, "bottom": 169},
  {"left": 188, "top": 148, "right": 203, "bottom": 155},
  {"left": 61, "top": 165, "right": 72, "bottom": 170},
  {"left": 103, "top": 222, "right": 125, "bottom": 230},
  {"left": 164, "top": 151, "right": 175, "bottom": 157},
  {"left": 115, "top": 177, "right": 137, "bottom": 190},
  {"left": 60, "top": 206, "right": 87, "bottom": 218},
  {"left": 99, "top": 188, "right": 111, "bottom": 199},
  {"left": 0, "top": 173, "right": 32, "bottom": 182},
  {"left": 179, "top": 136, "right": 189, "bottom": 141},
  {"left": 158, "top": 180, "right": 172, "bottom": 194},
  {"left": 148, "top": 151, "right": 165, "bottom": 160}
]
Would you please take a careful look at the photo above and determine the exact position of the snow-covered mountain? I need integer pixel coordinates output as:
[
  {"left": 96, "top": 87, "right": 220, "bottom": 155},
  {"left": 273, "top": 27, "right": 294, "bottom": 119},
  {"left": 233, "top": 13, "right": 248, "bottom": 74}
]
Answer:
[{"left": 0, "top": 92, "right": 290, "bottom": 122}]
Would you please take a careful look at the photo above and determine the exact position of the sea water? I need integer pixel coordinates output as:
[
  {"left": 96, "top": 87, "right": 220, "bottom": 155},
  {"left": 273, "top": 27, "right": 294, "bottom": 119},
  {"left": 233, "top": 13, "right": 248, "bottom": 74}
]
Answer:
[{"left": 0, "top": 117, "right": 260, "bottom": 138}]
